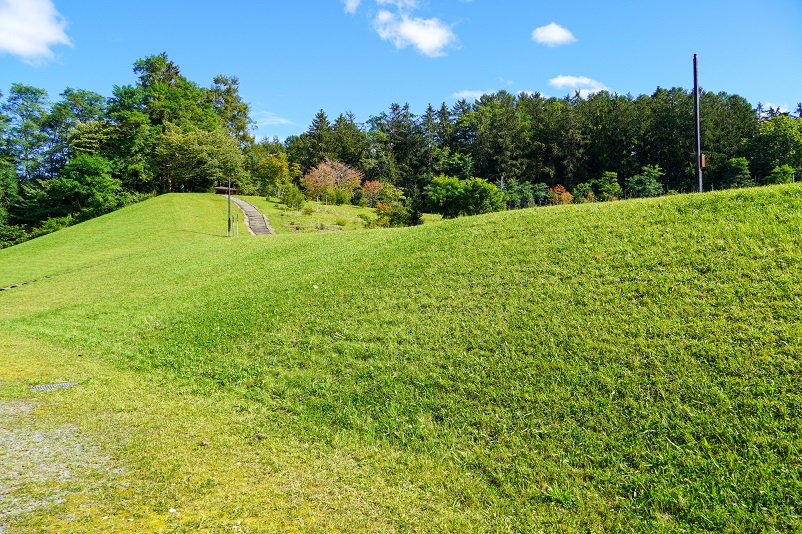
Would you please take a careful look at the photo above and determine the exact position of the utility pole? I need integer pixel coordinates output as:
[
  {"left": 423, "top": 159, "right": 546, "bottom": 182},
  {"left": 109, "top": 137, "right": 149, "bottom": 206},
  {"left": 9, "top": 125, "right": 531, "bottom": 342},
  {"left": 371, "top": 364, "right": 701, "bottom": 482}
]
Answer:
[{"left": 694, "top": 54, "right": 703, "bottom": 193}]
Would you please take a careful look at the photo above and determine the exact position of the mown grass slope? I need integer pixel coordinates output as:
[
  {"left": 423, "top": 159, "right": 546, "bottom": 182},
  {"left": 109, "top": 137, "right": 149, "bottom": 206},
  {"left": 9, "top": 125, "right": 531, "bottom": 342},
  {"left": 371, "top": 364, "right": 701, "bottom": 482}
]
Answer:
[{"left": 0, "top": 188, "right": 800, "bottom": 532}]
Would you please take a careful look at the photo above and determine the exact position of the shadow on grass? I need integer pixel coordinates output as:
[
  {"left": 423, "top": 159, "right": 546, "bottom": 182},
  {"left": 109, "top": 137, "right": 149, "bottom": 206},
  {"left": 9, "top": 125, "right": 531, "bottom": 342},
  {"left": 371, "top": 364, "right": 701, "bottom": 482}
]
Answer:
[{"left": 179, "top": 230, "right": 231, "bottom": 238}]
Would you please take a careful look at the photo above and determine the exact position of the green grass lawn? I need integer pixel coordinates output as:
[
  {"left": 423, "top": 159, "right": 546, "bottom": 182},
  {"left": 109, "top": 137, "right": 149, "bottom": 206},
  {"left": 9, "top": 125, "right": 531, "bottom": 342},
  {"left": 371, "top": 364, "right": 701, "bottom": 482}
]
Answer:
[
  {"left": 241, "top": 196, "right": 441, "bottom": 234},
  {"left": 0, "top": 188, "right": 800, "bottom": 532},
  {"left": 0, "top": 193, "right": 248, "bottom": 288},
  {"left": 241, "top": 196, "right": 373, "bottom": 233}
]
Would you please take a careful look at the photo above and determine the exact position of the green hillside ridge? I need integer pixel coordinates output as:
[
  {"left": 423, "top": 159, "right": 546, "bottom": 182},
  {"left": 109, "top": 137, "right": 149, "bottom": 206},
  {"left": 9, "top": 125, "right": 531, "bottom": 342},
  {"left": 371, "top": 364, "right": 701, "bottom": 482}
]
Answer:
[{"left": 1, "top": 187, "right": 800, "bottom": 532}]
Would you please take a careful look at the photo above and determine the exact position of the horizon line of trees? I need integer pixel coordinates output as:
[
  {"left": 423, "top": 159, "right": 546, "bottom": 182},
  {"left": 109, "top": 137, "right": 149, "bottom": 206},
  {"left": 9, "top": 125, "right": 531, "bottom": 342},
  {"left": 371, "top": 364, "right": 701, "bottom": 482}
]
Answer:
[
  {"left": 283, "top": 90, "right": 800, "bottom": 216},
  {"left": 2, "top": 52, "right": 801, "bottom": 246}
]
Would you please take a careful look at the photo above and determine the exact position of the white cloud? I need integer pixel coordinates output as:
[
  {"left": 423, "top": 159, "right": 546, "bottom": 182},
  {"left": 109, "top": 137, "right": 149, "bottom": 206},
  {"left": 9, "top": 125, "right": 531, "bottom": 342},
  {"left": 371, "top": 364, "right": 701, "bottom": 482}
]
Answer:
[
  {"left": 452, "top": 89, "right": 492, "bottom": 101},
  {"left": 532, "top": 22, "right": 576, "bottom": 47},
  {"left": 373, "top": 10, "right": 457, "bottom": 57},
  {"left": 549, "top": 75, "right": 609, "bottom": 97},
  {"left": 0, "top": 0, "right": 71, "bottom": 62},
  {"left": 342, "top": 0, "right": 361, "bottom": 14},
  {"left": 376, "top": 0, "right": 418, "bottom": 9},
  {"left": 763, "top": 102, "right": 789, "bottom": 114},
  {"left": 252, "top": 110, "right": 292, "bottom": 127}
]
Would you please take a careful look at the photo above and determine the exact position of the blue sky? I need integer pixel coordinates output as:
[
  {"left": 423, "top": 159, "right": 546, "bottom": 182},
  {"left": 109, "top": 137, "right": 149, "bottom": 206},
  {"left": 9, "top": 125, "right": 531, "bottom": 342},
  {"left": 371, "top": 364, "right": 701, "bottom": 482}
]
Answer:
[{"left": 1, "top": 0, "right": 800, "bottom": 141}]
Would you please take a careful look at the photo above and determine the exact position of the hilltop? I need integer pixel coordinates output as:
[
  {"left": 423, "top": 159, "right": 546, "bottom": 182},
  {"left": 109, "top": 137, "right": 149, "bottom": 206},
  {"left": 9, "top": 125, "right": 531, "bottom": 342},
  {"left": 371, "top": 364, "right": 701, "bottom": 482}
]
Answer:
[{"left": 1, "top": 188, "right": 800, "bottom": 532}]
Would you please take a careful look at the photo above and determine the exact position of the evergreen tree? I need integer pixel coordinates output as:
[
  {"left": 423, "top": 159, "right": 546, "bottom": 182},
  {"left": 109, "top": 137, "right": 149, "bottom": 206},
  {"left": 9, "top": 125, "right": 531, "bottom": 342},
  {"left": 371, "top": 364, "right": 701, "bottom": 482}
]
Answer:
[
  {"left": 2, "top": 84, "right": 50, "bottom": 181},
  {"left": 210, "top": 75, "right": 254, "bottom": 146},
  {"left": 329, "top": 112, "right": 368, "bottom": 170},
  {"left": 721, "top": 157, "right": 753, "bottom": 188}
]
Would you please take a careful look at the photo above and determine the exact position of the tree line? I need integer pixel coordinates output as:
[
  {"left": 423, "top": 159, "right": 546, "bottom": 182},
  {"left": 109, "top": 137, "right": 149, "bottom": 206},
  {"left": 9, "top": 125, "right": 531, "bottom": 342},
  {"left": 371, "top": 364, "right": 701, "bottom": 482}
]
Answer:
[
  {"left": 1, "top": 52, "right": 801, "bottom": 247},
  {"left": 285, "top": 91, "right": 800, "bottom": 217}
]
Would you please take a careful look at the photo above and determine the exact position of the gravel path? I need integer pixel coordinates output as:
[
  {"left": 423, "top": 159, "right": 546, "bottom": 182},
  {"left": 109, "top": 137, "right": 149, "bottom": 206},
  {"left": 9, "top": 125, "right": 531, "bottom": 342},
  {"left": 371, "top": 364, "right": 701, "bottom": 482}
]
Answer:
[{"left": 230, "top": 197, "right": 275, "bottom": 235}]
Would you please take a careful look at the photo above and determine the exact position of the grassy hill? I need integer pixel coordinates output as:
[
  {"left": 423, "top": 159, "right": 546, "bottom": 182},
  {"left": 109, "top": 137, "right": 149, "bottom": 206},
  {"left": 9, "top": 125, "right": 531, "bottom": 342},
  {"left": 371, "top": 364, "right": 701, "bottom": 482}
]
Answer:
[{"left": 1, "top": 189, "right": 800, "bottom": 532}]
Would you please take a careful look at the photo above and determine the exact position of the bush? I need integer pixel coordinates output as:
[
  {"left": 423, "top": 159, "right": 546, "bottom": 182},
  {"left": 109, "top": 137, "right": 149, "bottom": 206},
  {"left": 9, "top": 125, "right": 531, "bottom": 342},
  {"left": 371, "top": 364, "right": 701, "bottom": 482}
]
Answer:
[
  {"left": 350, "top": 188, "right": 364, "bottom": 206},
  {"left": 301, "top": 158, "right": 362, "bottom": 202},
  {"left": 625, "top": 165, "right": 664, "bottom": 198},
  {"left": 30, "top": 215, "right": 76, "bottom": 239},
  {"left": 426, "top": 175, "right": 463, "bottom": 218},
  {"left": 548, "top": 184, "right": 573, "bottom": 205},
  {"left": 764, "top": 164, "right": 795, "bottom": 185},
  {"left": 405, "top": 195, "right": 424, "bottom": 226},
  {"left": 460, "top": 178, "right": 505, "bottom": 215},
  {"left": 572, "top": 183, "right": 595, "bottom": 203},
  {"left": 281, "top": 184, "right": 305, "bottom": 210},
  {"left": 532, "top": 183, "right": 551, "bottom": 205},
  {"left": 594, "top": 171, "right": 622, "bottom": 201},
  {"left": 357, "top": 214, "right": 376, "bottom": 228},
  {"left": 504, "top": 179, "right": 535, "bottom": 209},
  {"left": 0, "top": 223, "right": 29, "bottom": 249},
  {"left": 426, "top": 175, "right": 504, "bottom": 218},
  {"left": 333, "top": 188, "right": 351, "bottom": 205},
  {"left": 377, "top": 183, "right": 405, "bottom": 206},
  {"left": 11, "top": 154, "right": 128, "bottom": 225}
]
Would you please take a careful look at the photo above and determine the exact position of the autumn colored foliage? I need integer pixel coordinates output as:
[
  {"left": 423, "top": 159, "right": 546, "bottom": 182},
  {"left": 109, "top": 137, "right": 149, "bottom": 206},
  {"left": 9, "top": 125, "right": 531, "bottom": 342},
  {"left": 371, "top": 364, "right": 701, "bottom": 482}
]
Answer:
[
  {"left": 300, "top": 157, "right": 363, "bottom": 202},
  {"left": 548, "top": 184, "right": 574, "bottom": 205}
]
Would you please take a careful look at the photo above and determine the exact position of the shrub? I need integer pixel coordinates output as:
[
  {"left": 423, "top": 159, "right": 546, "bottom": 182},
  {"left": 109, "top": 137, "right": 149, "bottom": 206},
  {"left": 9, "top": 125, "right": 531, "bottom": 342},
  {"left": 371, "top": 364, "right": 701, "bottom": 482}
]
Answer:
[
  {"left": 425, "top": 175, "right": 463, "bottom": 218},
  {"left": 375, "top": 202, "right": 393, "bottom": 227},
  {"left": 377, "top": 183, "right": 405, "bottom": 206},
  {"left": 405, "top": 195, "right": 424, "bottom": 226},
  {"left": 350, "top": 187, "right": 364, "bottom": 206},
  {"left": 532, "top": 183, "right": 551, "bottom": 205},
  {"left": 426, "top": 175, "right": 504, "bottom": 218},
  {"left": 548, "top": 184, "right": 573, "bottom": 205},
  {"left": 460, "top": 178, "right": 505, "bottom": 215},
  {"left": 357, "top": 214, "right": 376, "bottom": 228},
  {"left": 504, "top": 179, "right": 535, "bottom": 209},
  {"left": 361, "top": 180, "right": 385, "bottom": 207},
  {"left": 594, "top": 171, "right": 622, "bottom": 201},
  {"left": 281, "top": 184, "right": 305, "bottom": 211},
  {"left": 625, "top": 165, "right": 664, "bottom": 198},
  {"left": 11, "top": 154, "right": 128, "bottom": 225},
  {"left": 30, "top": 215, "right": 76, "bottom": 238},
  {"left": 572, "top": 183, "right": 595, "bottom": 203},
  {"left": 0, "top": 223, "right": 29, "bottom": 249},
  {"left": 764, "top": 164, "right": 795, "bottom": 185},
  {"left": 333, "top": 188, "right": 351, "bottom": 205},
  {"left": 374, "top": 202, "right": 411, "bottom": 228}
]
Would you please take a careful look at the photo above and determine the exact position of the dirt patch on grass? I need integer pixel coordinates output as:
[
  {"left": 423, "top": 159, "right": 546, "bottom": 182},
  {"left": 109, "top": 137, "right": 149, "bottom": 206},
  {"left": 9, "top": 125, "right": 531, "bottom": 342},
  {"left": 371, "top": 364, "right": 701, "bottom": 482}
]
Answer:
[{"left": 0, "top": 399, "right": 118, "bottom": 529}]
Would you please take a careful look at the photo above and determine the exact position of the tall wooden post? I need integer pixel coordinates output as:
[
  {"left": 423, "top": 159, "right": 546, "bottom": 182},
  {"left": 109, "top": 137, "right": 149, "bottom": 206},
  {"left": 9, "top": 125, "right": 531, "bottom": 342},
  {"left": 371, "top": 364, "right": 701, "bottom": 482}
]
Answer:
[{"left": 694, "top": 54, "right": 703, "bottom": 193}]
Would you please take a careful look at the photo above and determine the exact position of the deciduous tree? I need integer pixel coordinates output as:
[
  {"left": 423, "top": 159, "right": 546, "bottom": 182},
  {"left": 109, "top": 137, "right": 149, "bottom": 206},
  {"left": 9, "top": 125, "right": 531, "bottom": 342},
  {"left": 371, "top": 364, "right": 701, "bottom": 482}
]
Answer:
[
  {"left": 300, "top": 158, "right": 362, "bottom": 203},
  {"left": 746, "top": 115, "right": 802, "bottom": 181},
  {"left": 155, "top": 122, "right": 246, "bottom": 192}
]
